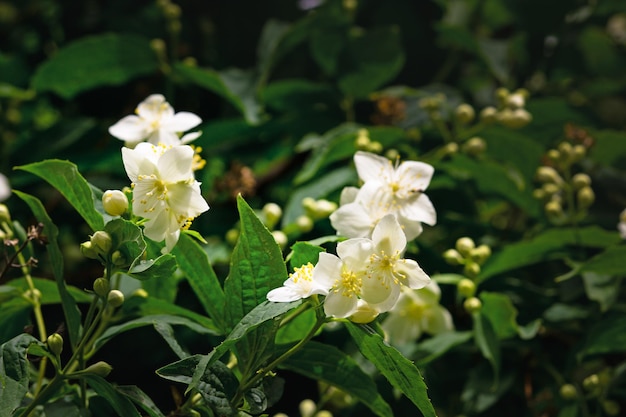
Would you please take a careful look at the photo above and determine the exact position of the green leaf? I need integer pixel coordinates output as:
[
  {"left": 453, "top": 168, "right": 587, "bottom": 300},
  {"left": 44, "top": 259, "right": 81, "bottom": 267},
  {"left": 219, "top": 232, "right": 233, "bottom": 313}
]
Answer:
[
  {"left": 172, "top": 233, "right": 226, "bottom": 333},
  {"left": 128, "top": 254, "right": 177, "bottom": 281},
  {"left": 578, "top": 26, "right": 625, "bottom": 77},
  {"left": 578, "top": 313, "right": 626, "bottom": 360},
  {"left": 275, "top": 308, "right": 316, "bottom": 345},
  {"left": 13, "top": 190, "right": 82, "bottom": 347},
  {"left": 224, "top": 196, "right": 288, "bottom": 330},
  {"left": 122, "top": 296, "right": 217, "bottom": 332},
  {"left": 0, "top": 333, "right": 42, "bottom": 416},
  {"left": 82, "top": 374, "right": 142, "bottom": 417},
  {"left": 478, "top": 226, "right": 621, "bottom": 282},
  {"left": 414, "top": 331, "right": 473, "bottom": 366},
  {"left": 32, "top": 33, "right": 158, "bottom": 99},
  {"left": 281, "top": 341, "right": 393, "bottom": 417},
  {"left": 116, "top": 386, "right": 166, "bottom": 417},
  {"left": 154, "top": 322, "right": 189, "bottom": 360},
  {"left": 310, "top": 18, "right": 348, "bottom": 76},
  {"left": 580, "top": 245, "right": 626, "bottom": 276},
  {"left": 543, "top": 303, "right": 589, "bottom": 322},
  {"left": 472, "top": 311, "right": 500, "bottom": 382},
  {"left": 345, "top": 322, "right": 436, "bottom": 417},
  {"left": 480, "top": 292, "right": 519, "bottom": 340},
  {"left": 6, "top": 277, "right": 92, "bottom": 305},
  {"left": 589, "top": 129, "right": 626, "bottom": 168},
  {"left": 261, "top": 79, "right": 336, "bottom": 113},
  {"left": 581, "top": 272, "right": 622, "bottom": 313},
  {"left": 94, "top": 314, "right": 218, "bottom": 351},
  {"left": 288, "top": 242, "right": 325, "bottom": 270},
  {"left": 0, "top": 300, "right": 31, "bottom": 345},
  {"left": 16, "top": 160, "right": 104, "bottom": 231}
]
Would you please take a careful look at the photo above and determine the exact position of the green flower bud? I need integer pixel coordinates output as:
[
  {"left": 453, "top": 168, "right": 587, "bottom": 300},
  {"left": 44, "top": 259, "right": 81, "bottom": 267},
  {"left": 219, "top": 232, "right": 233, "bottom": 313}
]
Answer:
[
  {"left": 506, "top": 93, "right": 526, "bottom": 109},
  {"left": 542, "top": 182, "right": 561, "bottom": 196},
  {"left": 577, "top": 186, "right": 595, "bottom": 208},
  {"left": 225, "top": 229, "right": 239, "bottom": 246},
  {"left": 455, "top": 103, "right": 475, "bottom": 124},
  {"left": 557, "top": 142, "right": 573, "bottom": 160},
  {"left": 463, "top": 261, "right": 481, "bottom": 278},
  {"left": 102, "top": 190, "right": 128, "bottom": 216},
  {"left": 349, "top": 302, "right": 379, "bottom": 324},
  {"left": 272, "top": 230, "right": 288, "bottom": 249},
  {"left": 149, "top": 38, "right": 167, "bottom": 54},
  {"left": 479, "top": 106, "right": 498, "bottom": 124},
  {"left": 462, "top": 137, "right": 487, "bottom": 156},
  {"left": 299, "top": 399, "right": 317, "bottom": 417},
  {"left": 90, "top": 231, "right": 113, "bottom": 256},
  {"left": 470, "top": 244, "right": 491, "bottom": 264},
  {"left": 163, "top": 3, "right": 181, "bottom": 19},
  {"left": 111, "top": 250, "right": 127, "bottom": 267},
  {"left": 46, "top": 333, "right": 64, "bottom": 357},
  {"left": 559, "top": 383, "right": 577, "bottom": 400},
  {"left": 443, "top": 142, "right": 459, "bottom": 156},
  {"left": 572, "top": 173, "right": 591, "bottom": 189},
  {"left": 545, "top": 200, "right": 563, "bottom": 216},
  {"left": 107, "top": 290, "right": 125, "bottom": 308},
  {"left": 80, "top": 241, "right": 99, "bottom": 259},
  {"left": 533, "top": 189, "right": 546, "bottom": 200},
  {"left": 502, "top": 108, "right": 532, "bottom": 128},
  {"left": 132, "top": 288, "right": 149, "bottom": 298},
  {"left": 366, "top": 141, "right": 383, "bottom": 154},
  {"left": 443, "top": 249, "right": 464, "bottom": 265},
  {"left": 385, "top": 148, "right": 400, "bottom": 161},
  {"left": 546, "top": 149, "right": 560, "bottom": 161},
  {"left": 262, "top": 202, "right": 282, "bottom": 229},
  {"left": 355, "top": 129, "right": 370, "bottom": 149},
  {"left": 571, "top": 144, "right": 586, "bottom": 162},
  {"left": 0, "top": 204, "right": 10, "bottom": 223},
  {"left": 457, "top": 278, "right": 476, "bottom": 298},
  {"left": 495, "top": 87, "right": 510, "bottom": 104},
  {"left": 295, "top": 215, "right": 314, "bottom": 233},
  {"left": 314, "top": 411, "right": 333, "bottom": 417},
  {"left": 83, "top": 361, "right": 113, "bottom": 378},
  {"left": 536, "top": 166, "right": 563, "bottom": 184},
  {"left": 583, "top": 374, "right": 600, "bottom": 391},
  {"left": 24, "top": 288, "right": 42, "bottom": 301},
  {"left": 93, "top": 277, "right": 110, "bottom": 297},
  {"left": 455, "top": 237, "right": 475, "bottom": 257},
  {"left": 463, "top": 297, "right": 482, "bottom": 313},
  {"left": 310, "top": 199, "right": 337, "bottom": 220}
]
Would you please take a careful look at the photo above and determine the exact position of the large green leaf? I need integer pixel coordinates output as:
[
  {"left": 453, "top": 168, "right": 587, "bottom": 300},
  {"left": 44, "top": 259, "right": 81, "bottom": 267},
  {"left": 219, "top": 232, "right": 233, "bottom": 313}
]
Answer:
[
  {"left": 116, "top": 386, "right": 166, "bottom": 417},
  {"left": 478, "top": 226, "right": 621, "bottom": 282},
  {"left": 281, "top": 341, "right": 393, "bottom": 417},
  {"left": 0, "top": 334, "right": 43, "bottom": 416},
  {"left": 345, "top": 323, "right": 436, "bottom": 417},
  {"left": 12, "top": 190, "right": 83, "bottom": 347},
  {"left": 173, "top": 233, "right": 226, "bottom": 332},
  {"left": 82, "top": 374, "right": 142, "bottom": 417},
  {"left": 288, "top": 242, "right": 325, "bottom": 270},
  {"left": 589, "top": 129, "right": 626, "bottom": 168},
  {"left": 578, "top": 313, "right": 626, "bottom": 360},
  {"left": 414, "top": 331, "right": 473, "bottom": 366},
  {"left": 472, "top": 311, "right": 500, "bottom": 382},
  {"left": 580, "top": 245, "right": 626, "bottom": 276},
  {"left": 122, "top": 295, "right": 217, "bottom": 331},
  {"left": 481, "top": 126, "right": 544, "bottom": 182},
  {"left": 16, "top": 160, "right": 104, "bottom": 231},
  {"left": 480, "top": 292, "right": 519, "bottom": 340},
  {"left": 223, "top": 196, "right": 288, "bottom": 330},
  {"left": 32, "top": 33, "right": 158, "bottom": 99}
]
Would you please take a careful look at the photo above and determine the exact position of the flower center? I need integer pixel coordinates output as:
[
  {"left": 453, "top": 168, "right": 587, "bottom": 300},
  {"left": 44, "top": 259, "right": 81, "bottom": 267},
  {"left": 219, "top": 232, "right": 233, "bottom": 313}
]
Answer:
[
  {"left": 291, "top": 263, "right": 314, "bottom": 283},
  {"left": 369, "top": 250, "right": 405, "bottom": 285},
  {"left": 336, "top": 268, "right": 361, "bottom": 297}
]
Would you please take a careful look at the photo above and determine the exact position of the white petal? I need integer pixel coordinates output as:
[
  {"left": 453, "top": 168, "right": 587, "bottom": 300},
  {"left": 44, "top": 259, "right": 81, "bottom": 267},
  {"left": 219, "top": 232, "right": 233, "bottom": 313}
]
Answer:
[
  {"left": 267, "top": 286, "right": 303, "bottom": 302},
  {"left": 147, "top": 129, "right": 182, "bottom": 146},
  {"left": 339, "top": 186, "right": 359, "bottom": 205},
  {"left": 0, "top": 173, "right": 10, "bottom": 202},
  {"left": 162, "top": 111, "right": 202, "bottom": 132},
  {"left": 372, "top": 214, "right": 406, "bottom": 255},
  {"left": 424, "top": 306, "right": 454, "bottom": 334},
  {"left": 396, "top": 259, "right": 430, "bottom": 289},
  {"left": 163, "top": 229, "right": 181, "bottom": 253},
  {"left": 399, "top": 193, "right": 437, "bottom": 225},
  {"left": 354, "top": 151, "right": 393, "bottom": 183},
  {"left": 396, "top": 161, "right": 434, "bottom": 193},
  {"left": 137, "top": 94, "right": 173, "bottom": 120},
  {"left": 109, "top": 115, "right": 150, "bottom": 142},
  {"left": 323, "top": 291, "right": 358, "bottom": 318},
  {"left": 312, "top": 253, "right": 343, "bottom": 288},
  {"left": 360, "top": 274, "right": 394, "bottom": 305},
  {"left": 158, "top": 146, "right": 194, "bottom": 182},
  {"left": 398, "top": 216, "right": 423, "bottom": 241},
  {"left": 168, "top": 182, "right": 210, "bottom": 218},
  {"left": 329, "top": 203, "right": 374, "bottom": 238},
  {"left": 382, "top": 312, "right": 422, "bottom": 345},
  {"left": 180, "top": 131, "right": 202, "bottom": 144},
  {"left": 121, "top": 145, "right": 155, "bottom": 182}
]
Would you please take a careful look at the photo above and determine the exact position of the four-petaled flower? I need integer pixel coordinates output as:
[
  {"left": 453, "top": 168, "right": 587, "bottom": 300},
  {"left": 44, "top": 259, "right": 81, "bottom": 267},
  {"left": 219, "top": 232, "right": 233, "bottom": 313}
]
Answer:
[
  {"left": 109, "top": 94, "right": 202, "bottom": 147},
  {"left": 122, "top": 143, "right": 209, "bottom": 252},
  {"left": 267, "top": 263, "right": 328, "bottom": 302}
]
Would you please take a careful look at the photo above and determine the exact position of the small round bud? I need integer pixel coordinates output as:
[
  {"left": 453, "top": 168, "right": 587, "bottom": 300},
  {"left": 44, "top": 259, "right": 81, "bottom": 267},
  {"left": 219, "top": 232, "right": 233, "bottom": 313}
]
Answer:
[
  {"left": 272, "top": 230, "right": 288, "bottom": 249},
  {"left": 572, "top": 173, "right": 591, "bottom": 189},
  {"left": 80, "top": 241, "right": 99, "bottom": 259},
  {"left": 168, "top": 20, "right": 182, "bottom": 33},
  {"left": 46, "top": 333, "right": 64, "bottom": 357},
  {"left": 163, "top": 3, "right": 181, "bottom": 19},
  {"left": 470, "top": 244, "right": 491, "bottom": 264},
  {"left": 90, "top": 231, "right": 113, "bottom": 256},
  {"left": 602, "top": 400, "right": 620, "bottom": 416},
  {"left": 455, "top": 237, "right": 475, "bottom": 257},
  {"left": 620, "top": 208, "right": 626, "bottom": 223},
  {"left": 367, "top": 141, "right": 383, "bottom": 154},
  {"left": 463, "top": 297, "right": 482, "bottom": 313},
  {"left": 545, "top": 200, "right": 563, "bottom": 216},
  {"left": 93, "top": 277, "right": 110, "bottom": 297},
  {"left": 557, "top": 142, "right": 573, "bottom": 159},
  {"left": 111, "top": 250, "right": 127, "bottom": 267},
  {"left": 107, "top": 290, "right": 125, "bottom": 308},
  {"left": 349, "top": 300, "right": 379, "bottom": 324},
  {"left": 542, "top": 183, "right": 561, "bottom": 196},
  {"left": 262, "top": 203, "right": 282, "bottom": 229},
  {"left": 463, "top": 261, "right": 481, "bottom": 278},
  {"left": 571, "top": 144, "right": 586, "bottom": 161},
  {"left": 24, "top": 288, "right": 42, "bottom": 301},
  {"left": 182, "top": 56, "right": 197, "bottom": 67},
  {"left": 355, "top": 129, "right": 370, "bottom": 149},
  {"left": 132, "top": 288, "right": 149, "bottom": 298},
  {"left": 457, "top": 278, "right": 476, "bottom": 298},
  {"left": 83, "top": 361, "right": 113, "bottom": 378},
  {"left": 536, "top": 166, "right": 563, "bottom": 184},
  {"left": 559, "top": 383, "right": 577, "bottom": 400},
  {"left": 506, "top": 93, "right": 526, "bottom": 110},
  {"left": 462, "top": 137, "right": 487, "bottom": 156},
  {"left": 385, "top": 148, "right": 400, "bottom": 160},
  {"left": 443, "top": 249, "right": 464, "bottom": 265},
  {"left": 0, "top": 204, "right": 11, "bottom": 223},
  {"left": 455, "top": 103, "right": 475, "bottom": 124},
  {"left": 479, "top": 106, "right": 498, "bottom": 124},
  {"left": 443, "top": 142, "right": 459, "bottom": 155},
  {"left": 299, "top": 399, "right": 317, "bottom": 417},
  {"left": 102, "top": 190, "right": 127, "bottom": 216},
  {"left": 547, "top": 149, "right": 560, "bottom": 161},
  {"left": 577, "top": 186, "right": 595, "bottom": 208},
  {"left": 582, "top": 374, "right": 600, "bottom": 391},
  {"left": 495, "top": 87, "right": 510, "bottom": 103},
  {"left": 311, "top": 199, "right": 337, "bottom": 219},
  {"left": 314, "top": 411, "right": 333, "bottom": 417},
  {"left": 503, "top": 108, "right": 532, "bottom": 128},
  {"left": 225, "top": 229, "right": 239, "bottom": 246},
  {"left": 533, "top": 189, "right": 546, "bottom": 200},
  {"left": 295, "top": 215, "right": 314, "bottom": 233},
  {"left": 149, "top": 38, "right": 166, "bottom": 54}
]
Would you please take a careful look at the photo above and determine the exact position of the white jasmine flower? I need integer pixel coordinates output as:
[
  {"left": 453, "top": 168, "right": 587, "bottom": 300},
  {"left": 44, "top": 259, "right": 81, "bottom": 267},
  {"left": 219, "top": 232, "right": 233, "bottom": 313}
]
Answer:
[
  {"left": 381, "top": 281, "right": 454, "bottom": 346},
  {"left": 353, "top": 151, "right": 436, "bottom": 226},
  {"left": 362, "top": 214, "right": 430, "bottom": 310},
  {"left": 0, "top": 173, "right": 10, "bottom": 202},
  {"left": 267, "top": 263, "right": 328, "bottom": 302},
  {"left": 122, "top": 143, "right": 209, "bottom": 252},
  {"left": 109, "top": 94, "right": 202, "bottom": 147}
]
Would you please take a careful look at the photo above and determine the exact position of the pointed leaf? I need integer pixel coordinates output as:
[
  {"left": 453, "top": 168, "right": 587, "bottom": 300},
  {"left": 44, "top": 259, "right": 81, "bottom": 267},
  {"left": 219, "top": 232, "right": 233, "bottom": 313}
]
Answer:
[
  {"left": 288, "top": 242, "right": 325, "bottom": 270},
  {"left": 414, "top": 331, "right": 473, "bottom": 366},
  {"left": 345, "top": 322, "right": 436, "bottom": 417},
  {"left": 82, "top": 374, "right": 141, "bottom": 417},
  {"left": 116, "top": 386, "right": 166, "bottom": 417},
  {"left": 0, "top": 333, "right": 42, "bottom": 416},
  {"left": 480, "top": 292, "right": 519, "bottom": 340},
  {"left": 472, "top": 311, "right": 500, "bottom": 382}
]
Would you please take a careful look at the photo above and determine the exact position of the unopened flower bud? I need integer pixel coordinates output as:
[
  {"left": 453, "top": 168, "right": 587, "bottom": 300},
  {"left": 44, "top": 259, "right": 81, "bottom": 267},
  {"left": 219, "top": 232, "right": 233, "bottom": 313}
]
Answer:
[
  {"left": 559, "top": 383, "right": 577, "bottom": 400},
  {"left": 542, "top": 183, "right": 561, "bottom": 196},
  {"left": 367, "top": 141, "right": 383, "bottom": 154},
  {"left": 545, "top": 200, "right": 563, "bottom": 216},
  {"left": 272, "top": 230, "right": 288, "bottom": 249},
  {"left": 583, "top": 374, "right": 600, "bottom": 391},
  {"left": 506, "top": 93, "right": 526, "bottom": 109},
  {"left": 495, "top": 87, "right": 509, "bottom": 103},
  {"left": 299, "top": 399, "right": 317, "bottom": 417},
  {"left": 572, "top": 173, "right": 591, "bottom": 189},
  {"left": 111, "top": 250, "right": 127, "bottom": 266},
  {"left": 480, "top": 106, "right": 498, "bottom": 124},
  {"left": 464, "top": 261, "right": 481, "bottom": 278},
  {"left": 547, "top": 149, "right": 560, "bottom": 161},
  {"left": 295, "top": 215, "right": 314, "bottom": 233},
  {"left": 80, "top": 241, "right": 99, "bottom": 259},
  {"left": 84, "top": 361, "right": 113, "bottom": 378},
  {"left": 385, "top": 148, "right": 400, "bottom": 161},
  {"left": 24, "top": 288, "right": 42, "bottom": 301},
  {"left": 163, "top": 3, "right": 181, "bottom": 19},
  {"left": 107, "top": 290, "right": 124, "bottom": 308},
  {"left": 443, "top": 249, "right": 464, "bottom": 265},
  {"left": 311, "top": 199, "right": 337, "bottom": 219},
  {"left": 558, "top": 142, "right": 573, "bottom": 160},
  {"left": 533, "top": 189, "right": 546, "bottom": 200},
  {"left": 90, "top": 231, "right": 113, "bottom": 256},
  {"left": 314, "top": 411, "right": 333, "bottom": 417},
  {"left": 355, "top": 129, "right": 370, "bottom": 149},
  {"left": 577, "top": 186, "right": 595, "bottom": 208},
  {"left": 132, "top": 288, "right": 149, "bottom": 298},
  {"left": 225, "top": 229, "right": 239, "bottom": 246},
  {"left": 443, "top": 142, "right": 459, "bottom": 155},
  {"left": 620, "top": 208, "right": 626, "bottom": 223},
  {"left": 536, "top": 166, "right": 563, "bottom": 184},
  {"left": 262, "top": 203, "right": 282, "bottom": 229},
  {"left": 503, "top": 108, "right": 532, "bottom": 128},
  {"left": 46, "top": 333, "right": 64, "bottom": 357},
  {"left": 150, "top": 38, "right": 166, "bottom": 54},
  {"left": 462, "top": 137, "right": 487, "bottom": 156},
  {"left": 0, "top": 204, "right": 10, "bottom": 223},
  {"left": 464, "top": 297, "right": 482, "bottom": 313},
  {"left": 102, "top": 190, "right": 127, "bottom": 216},
  {"left": 470, "top": 244, "right": 491, "bottom": 264},
  {"left": 572, "top": 144, "right": 586, "bottom": 161},
  {"left": 455, "top": 237, "right": 475, "bottom": 257},
  {"left": 349, "top": 300, "right": 379, "bottom": 324},
  {"left": 93, "top": 277, "right": 110, "bottom": 297},
  {"left": 457, "top": 278, "right": 476, "bottom": 298},
  {"left": 455, "top": 103, "right": 475, "bottom": 124}
]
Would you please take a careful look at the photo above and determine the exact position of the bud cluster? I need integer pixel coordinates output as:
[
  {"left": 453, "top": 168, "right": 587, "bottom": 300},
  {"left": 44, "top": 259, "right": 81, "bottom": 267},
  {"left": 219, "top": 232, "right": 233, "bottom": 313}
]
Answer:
[
  {"left": 354, "top": 129, "right": 382, "bottom": 154},
  {"left": 533, "top": 141, "right": 594, "bottom": 225},
  {"left": 479, "top": 88, "right": 532, "bottom": 129},
  {"left": 443, "top": 237, "right": 491, "bottom": 278}
]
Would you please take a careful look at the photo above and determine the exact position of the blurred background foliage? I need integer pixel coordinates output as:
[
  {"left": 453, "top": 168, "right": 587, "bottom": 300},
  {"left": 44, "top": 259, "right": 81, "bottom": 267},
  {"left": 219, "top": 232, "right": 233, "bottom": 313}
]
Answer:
[{"left": 2, "top": 0, "right": 626, "bottom": 416}]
